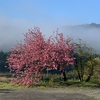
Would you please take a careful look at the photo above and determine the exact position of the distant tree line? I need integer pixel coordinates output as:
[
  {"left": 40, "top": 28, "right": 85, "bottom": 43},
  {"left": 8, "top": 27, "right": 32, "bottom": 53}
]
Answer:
[{"left": 0, "top": 51, "right": 11, "bottom": 72}]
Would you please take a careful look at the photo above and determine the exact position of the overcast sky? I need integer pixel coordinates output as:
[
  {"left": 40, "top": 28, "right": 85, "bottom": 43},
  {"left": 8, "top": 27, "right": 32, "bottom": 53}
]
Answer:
[{"left": 0, "top": 0, "right": 100, "bottom": 53}]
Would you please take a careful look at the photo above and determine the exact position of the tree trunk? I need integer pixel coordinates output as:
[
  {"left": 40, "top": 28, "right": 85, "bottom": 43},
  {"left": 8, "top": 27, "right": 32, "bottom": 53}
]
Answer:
[
  {"left": 77, "top": 70, "right": 82, "bottom": 81},
  {"left": 75, "top": 59, "right": 82, "bottom": 81},
  {"left": 86, "top": 59, "right": 94, "bottom": 82},
  {"left": 80, "top": 57, "right": 84, "bottom": 81},
  {"left": 86, "top": 74, "right": 92, "bottom": 82},
  {"left": 62, "top": 71, "right": 67, "bottom": 81},
  {"left": 86, "top": 67, "right": 93, "bottom": 82}
]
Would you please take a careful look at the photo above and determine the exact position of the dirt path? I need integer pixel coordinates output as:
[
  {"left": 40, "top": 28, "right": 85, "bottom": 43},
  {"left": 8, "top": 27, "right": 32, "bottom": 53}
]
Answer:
[{"left": 0, "top": 87, "right": 100, "bottom": 100}]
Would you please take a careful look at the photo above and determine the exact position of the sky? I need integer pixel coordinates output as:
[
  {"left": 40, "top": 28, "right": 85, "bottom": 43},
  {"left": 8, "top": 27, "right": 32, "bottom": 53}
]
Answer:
[{"left": 0, "top": 0, "right": 100, "bottom": 52}]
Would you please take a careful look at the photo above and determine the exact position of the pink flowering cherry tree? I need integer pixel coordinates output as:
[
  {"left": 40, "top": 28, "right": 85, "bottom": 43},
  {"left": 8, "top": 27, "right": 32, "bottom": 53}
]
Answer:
[
  {"left": 46, "top": 33, "right": 75, "bottom": 81},
  {"left": 7, "top": 27, "right": 74, "bottom": 86}
]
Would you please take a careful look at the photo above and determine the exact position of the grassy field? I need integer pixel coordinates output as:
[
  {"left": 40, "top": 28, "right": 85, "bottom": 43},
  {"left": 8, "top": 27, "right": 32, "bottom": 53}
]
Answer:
[{"left": 0, "top": 73, "right": 100, "bottom": 89}]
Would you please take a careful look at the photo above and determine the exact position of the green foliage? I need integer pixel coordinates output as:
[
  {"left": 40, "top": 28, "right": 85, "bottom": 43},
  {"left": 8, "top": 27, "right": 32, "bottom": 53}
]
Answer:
[{"left": 74, "top": 39, "right": 100, "bottom": 82}]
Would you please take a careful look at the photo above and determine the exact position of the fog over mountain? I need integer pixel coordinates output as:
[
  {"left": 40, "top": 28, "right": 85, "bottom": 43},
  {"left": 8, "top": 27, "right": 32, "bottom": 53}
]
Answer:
[
  {"left": 0, "top": 23, "right": 100, "bottom": 54},
  {"left": 62, "top": 23, "right": 100, "bottom": 54}
]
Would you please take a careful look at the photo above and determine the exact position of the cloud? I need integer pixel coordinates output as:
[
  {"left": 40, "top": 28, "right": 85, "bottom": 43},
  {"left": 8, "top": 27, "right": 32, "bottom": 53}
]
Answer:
[
  {"left": 1, "top": 14, "right": 99, "bottom": 54},
  {"left": 0, "top": 15, "right": 61, "bottom": 51},
  {"left": 0, "top": 15, "right": 32, "bottom": 51},
  {"left": 62, "top": 24, "right": 100, "bottom": 53}
]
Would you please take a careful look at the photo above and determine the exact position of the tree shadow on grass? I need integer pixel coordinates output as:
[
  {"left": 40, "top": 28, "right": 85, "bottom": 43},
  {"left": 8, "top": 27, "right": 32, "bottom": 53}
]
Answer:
[
  {"left": 0, "top": 89, "right": 14, "bottom": 93},
  {"left": 59, "top": 81, "right": 100, "bottom": 88}
]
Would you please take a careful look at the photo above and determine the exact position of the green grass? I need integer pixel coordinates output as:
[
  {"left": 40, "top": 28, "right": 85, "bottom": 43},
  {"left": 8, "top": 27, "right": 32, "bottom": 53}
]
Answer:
[
  {"left": 59, "top": 81, "right": 100, "bottom": 87},
  {"left": 0, "top": 78, "right": 100, "bottom": 89},
  {"left": 0, "top": 82, "right": 25, "bottom": 89},
  {"left": 0, "top": 72, "right": 100, "bottom": 89},
  {"left": 0, "top": 75, "right": 26, "bottom": 89},
  {"left": 39, "top": 74, "right": 100, "bottom": 88},
  {"left": 38, "top": 80, "right": 100, "bottom": 88}
]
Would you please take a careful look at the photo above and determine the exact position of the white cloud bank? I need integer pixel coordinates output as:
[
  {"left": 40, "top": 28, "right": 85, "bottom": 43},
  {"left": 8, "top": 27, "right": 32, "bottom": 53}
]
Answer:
[
  {"left": 0, "top": 15, "right": 100, "bottom": 54},
  {"left": 0, "top": 15, "right": 60, "bottom": 51},
  {"left": 0, "top": 15, "right": 36, "bottom": 51},
  {"left": 62, "top": 24, "right": 100, "bottom": 53}
]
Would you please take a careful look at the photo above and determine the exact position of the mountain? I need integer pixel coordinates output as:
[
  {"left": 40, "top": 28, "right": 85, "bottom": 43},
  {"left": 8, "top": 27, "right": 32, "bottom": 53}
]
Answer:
[
  {"left": 62, "top": 23, "right": 100, "bottom": 54},
  {"left": 1, "top": 23, "right": 100, "bottom": 53}
]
